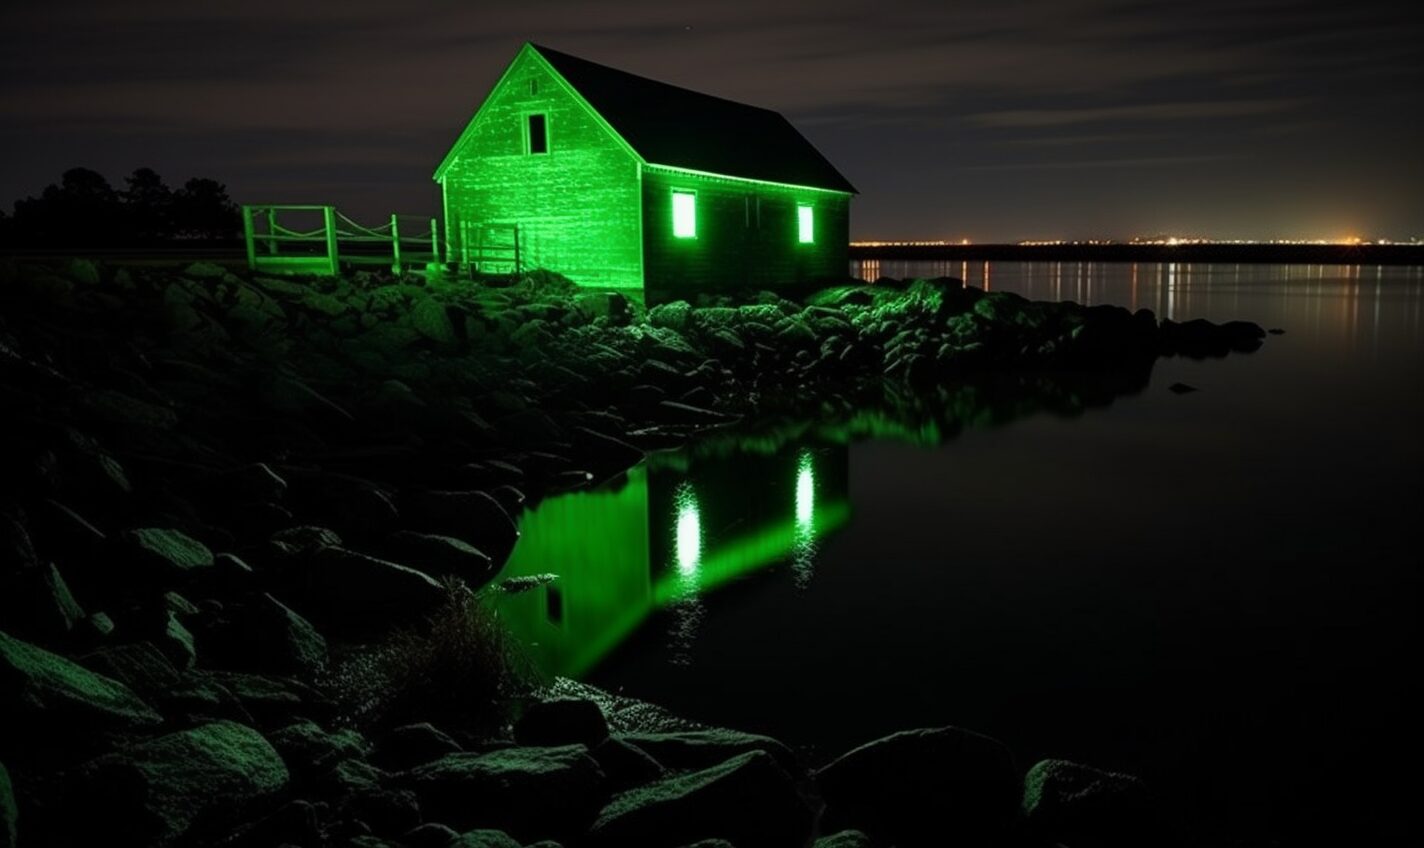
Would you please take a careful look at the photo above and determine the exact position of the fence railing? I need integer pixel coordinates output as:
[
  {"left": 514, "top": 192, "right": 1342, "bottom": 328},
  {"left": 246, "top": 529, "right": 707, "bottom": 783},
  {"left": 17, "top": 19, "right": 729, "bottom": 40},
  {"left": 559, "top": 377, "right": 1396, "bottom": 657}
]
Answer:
[{"left": 242, "top": 205, "right": 441, "bottom": 276}]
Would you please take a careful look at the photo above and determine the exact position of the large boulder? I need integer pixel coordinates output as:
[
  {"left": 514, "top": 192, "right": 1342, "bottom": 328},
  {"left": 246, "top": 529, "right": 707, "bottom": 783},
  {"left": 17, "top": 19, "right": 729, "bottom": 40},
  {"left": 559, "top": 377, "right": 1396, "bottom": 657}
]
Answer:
[
  {"left": 0, "top": 561, "right": 85, "bottom": 642},
  {"left": 618, "top": 729, "right": 797, "bottom": 773},
  {"left": 60, "top": 720, "right": 289, "bottom": 847},
  {"left": 401, "top": 745, "right": 605, "bottom": 842},
  {"left": 273, "top": 546, "right": 445, "bottom": 638},
  {"left": 396, "top": 490, "right": 519, "bottom": 564},
  {"left": 814, "top": 726, "right": 1018, "bottom": 847},
  {"left": 371, "top": 723, "right": 463, "bottom": 772},
  {"left": 268, "top": 720, "right": 369, "bottom": 778},
  {"left": 193, "top": 592, "right": 328, "bottom": 676},
  {"left": 1022, "top": 758, "right": 1167, "bottom": 847},
  {"left": 122, "top": 527, "right": 214, "bottom": 581},
  {"left": 514, "top": 697, "right": 609, "bottom": 748},
  {"left": 0, "top": 629, "right": 162, "bottom": 765},
  {"left": 381, "top": 531, "right": 496, "bottom": 586},
  {"left": 588, "top": 750, "right": 812, "bottom": 848}
]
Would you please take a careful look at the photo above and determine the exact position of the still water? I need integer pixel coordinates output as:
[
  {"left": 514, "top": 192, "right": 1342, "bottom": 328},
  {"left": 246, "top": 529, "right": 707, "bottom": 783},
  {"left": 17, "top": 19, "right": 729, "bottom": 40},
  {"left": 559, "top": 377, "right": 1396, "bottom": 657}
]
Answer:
[{"left": 499, "top": 262, "right": 1424, "bottom": 843}]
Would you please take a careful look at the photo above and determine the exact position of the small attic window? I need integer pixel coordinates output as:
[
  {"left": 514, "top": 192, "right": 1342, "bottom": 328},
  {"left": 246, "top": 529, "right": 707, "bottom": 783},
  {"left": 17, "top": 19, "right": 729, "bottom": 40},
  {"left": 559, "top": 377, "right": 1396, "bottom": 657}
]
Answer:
[
  {"left": 527, "top": 114, "right": 548, "bottom": 154},
  {"left": 797, "top": 204, "right": 814, "bottom": 243},
  {"left": 529, "top": 78, "right": 539, "bottom": 96}
]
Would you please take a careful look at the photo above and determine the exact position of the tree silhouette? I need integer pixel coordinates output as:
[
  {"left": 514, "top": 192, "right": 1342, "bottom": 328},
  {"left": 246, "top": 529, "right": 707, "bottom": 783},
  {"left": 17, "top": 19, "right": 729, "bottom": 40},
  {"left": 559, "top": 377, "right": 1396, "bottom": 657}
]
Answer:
[
  {"left": 123, "top": 168, "right": 175, "bottom": 243},
  {"left": 4, "top": 167, "right": 241, "bottom": 246},
  {"left": 172, "top": 177, "right": 240, "bottom": 242}
]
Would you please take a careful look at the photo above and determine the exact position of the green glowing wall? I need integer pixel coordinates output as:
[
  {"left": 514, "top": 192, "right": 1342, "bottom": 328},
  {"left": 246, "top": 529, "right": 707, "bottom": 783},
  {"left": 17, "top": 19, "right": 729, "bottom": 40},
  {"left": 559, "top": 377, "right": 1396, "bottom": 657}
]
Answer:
[
  {"left": 439, "top": 47, "right": 644, "bottom": 288},
  {"left": 641, "top": 167, "right": 850, "bottom": 298}
]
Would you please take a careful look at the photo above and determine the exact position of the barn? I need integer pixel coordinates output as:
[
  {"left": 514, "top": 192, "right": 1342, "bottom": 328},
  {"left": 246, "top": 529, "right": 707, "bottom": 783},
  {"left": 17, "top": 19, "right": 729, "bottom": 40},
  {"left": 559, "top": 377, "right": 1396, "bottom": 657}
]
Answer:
[{"left": 434, "top": 43, "right": 856, "bottom": 298}]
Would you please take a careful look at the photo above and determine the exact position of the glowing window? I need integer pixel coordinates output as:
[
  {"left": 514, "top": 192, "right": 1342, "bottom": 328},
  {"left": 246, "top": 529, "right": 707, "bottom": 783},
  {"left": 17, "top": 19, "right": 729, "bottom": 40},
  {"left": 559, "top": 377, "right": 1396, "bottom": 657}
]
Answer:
[
  {"left": 797, "top": 204, "right": 814, "bottom": 243},
  {"left": 672, "top": 190, "right": 697, "bottom": 239},
  {"left": 527, "top": 114, "right": 548, "bottom": 154}
]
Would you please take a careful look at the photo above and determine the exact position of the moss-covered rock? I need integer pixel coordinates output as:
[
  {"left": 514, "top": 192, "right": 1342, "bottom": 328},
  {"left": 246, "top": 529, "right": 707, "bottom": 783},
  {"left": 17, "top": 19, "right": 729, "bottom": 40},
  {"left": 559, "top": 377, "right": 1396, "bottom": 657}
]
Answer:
[
  {"left": 0, "top": 629, "right": 162, "bottom": 765},
  {"left": 401, "top": 745, "right": 605, "bottom": 841},
  {"left": 61, "top": 720, "right": 289, "bottom": 847},
  {"left": 589, "top": 749, "right": 811, "bottom": 848}
]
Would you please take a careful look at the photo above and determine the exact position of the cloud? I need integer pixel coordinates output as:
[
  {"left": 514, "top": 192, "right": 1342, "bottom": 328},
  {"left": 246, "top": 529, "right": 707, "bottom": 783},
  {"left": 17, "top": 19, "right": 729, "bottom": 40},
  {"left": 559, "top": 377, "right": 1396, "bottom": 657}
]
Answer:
[
  {"left": 962, "top": 154, "right": 1238, "bottom": 172},
  {"left": 968, "top": 99, "right": 1303, "bottom": 128}
]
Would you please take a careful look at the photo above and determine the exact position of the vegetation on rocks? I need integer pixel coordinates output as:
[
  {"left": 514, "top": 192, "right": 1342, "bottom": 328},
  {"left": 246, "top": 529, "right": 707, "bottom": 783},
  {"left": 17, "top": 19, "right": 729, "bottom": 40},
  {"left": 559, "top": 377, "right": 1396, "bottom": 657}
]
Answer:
[{"left": 0, "top": 256, "right": 1260, "bottom": 846}]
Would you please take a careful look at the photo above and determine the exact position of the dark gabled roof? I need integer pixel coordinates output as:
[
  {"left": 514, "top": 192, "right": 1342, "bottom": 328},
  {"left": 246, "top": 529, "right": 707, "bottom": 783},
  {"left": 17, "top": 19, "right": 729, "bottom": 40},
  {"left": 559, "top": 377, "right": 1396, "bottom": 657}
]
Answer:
[{"left": 532, "top": 44, "right": 856, "bottom": 194}]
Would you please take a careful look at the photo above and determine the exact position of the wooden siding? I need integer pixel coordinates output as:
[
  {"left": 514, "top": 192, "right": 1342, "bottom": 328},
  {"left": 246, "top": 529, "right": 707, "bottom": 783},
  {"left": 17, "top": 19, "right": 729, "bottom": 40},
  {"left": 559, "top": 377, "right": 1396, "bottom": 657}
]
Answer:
[
  {"left": 440, "top": 49, "right": 643, "bottom": 288},
  {"left": 641, "top": 168, "right": 849, "bottom": 299}
]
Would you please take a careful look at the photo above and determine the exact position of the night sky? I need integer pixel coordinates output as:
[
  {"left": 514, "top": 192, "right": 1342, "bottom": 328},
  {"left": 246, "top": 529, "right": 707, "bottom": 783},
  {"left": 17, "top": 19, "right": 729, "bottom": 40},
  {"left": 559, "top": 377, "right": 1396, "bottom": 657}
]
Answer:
[{"left": 2, "top": 0, "right": 1420, "bottom": 242}]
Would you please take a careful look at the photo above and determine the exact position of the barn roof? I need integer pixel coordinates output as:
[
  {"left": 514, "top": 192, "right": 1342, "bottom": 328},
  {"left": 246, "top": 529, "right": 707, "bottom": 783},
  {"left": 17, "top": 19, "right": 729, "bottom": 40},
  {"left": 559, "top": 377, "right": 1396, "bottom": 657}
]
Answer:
[{"left": 530, "top": 44, "right": 856, "bottom": 194}]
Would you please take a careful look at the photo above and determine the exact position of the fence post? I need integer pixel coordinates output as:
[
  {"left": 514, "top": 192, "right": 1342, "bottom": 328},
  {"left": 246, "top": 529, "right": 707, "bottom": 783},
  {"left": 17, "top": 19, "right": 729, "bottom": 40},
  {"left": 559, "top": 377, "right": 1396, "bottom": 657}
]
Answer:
[
  {"left": 390, "top": 213, "right": 402, "bottom": 275},
  {"left": 322, "top": 206, "right": 339, "bottom": 276},
  {"left": 242, "top": 206, "right": 256, "bottom": 270},
  {"left": 430, "top": 217, "right": 440, "bottom": 265},
  {"left": 513, "top": 224, "right": 521, "bottom": 275},
  {"left": 266, "top": 208, "right": 278, "bottom": 255}
]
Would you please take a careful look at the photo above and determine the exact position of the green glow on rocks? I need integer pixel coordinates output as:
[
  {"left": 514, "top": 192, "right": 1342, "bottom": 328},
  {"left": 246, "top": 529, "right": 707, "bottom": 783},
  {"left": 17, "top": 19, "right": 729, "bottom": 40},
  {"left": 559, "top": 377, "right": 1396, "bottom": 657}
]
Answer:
[
  {"left": 672, "top": 191, "right": 697, "bottom": 240},
  {"left": 798, "top": 204, "right": 814, "bottom": 244}
]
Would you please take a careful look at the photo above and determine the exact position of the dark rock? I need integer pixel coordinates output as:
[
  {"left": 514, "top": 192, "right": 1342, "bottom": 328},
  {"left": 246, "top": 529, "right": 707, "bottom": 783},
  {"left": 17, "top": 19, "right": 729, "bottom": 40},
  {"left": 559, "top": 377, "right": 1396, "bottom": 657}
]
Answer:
[
  {"left": 274, "top": 546, "right": 445, "bottom": 638},
  {"left": 1167, "top": 382, "right": 1198, "bottom": 394},
  {"left": 397, "top": 490, "right": 519, "bottom": 564},
  {"left": 0, "top": 628, "right": 161, "bottom": 765},
  {"left": 450, "top": 830, "right": 522, "bottom": 848},
  {"left": 195, "top": 592, "right": 329, "bottom": 676},
  {"left": 382, "top": 531, "right": 495, "bottom": 586},
  {"left": 270, "top": 524, "right": 343, "bottom": 552},
  {"left": 371, "top": 723, "right": 463, "bottom": 771},
  {"left": 0, "top": 561, "right": 85, "bottom": 642},
  {"left": 588, "top": 750, "right": 811, "bottom": 848},
  {"left": 268, "top": 720, "right": 369, "bottom": 778},
  {"left": 815, "top": 830, "right": 872, "bottom": 848},
  {"left": 653, "top": 401, "right": 736, "bottom": 427},
  {"left": 122, "top": 527, "right": 214, "bottom": 580},
  {"left": 1, "top": 761, "right": 15, "bottom": 848},
  {"left": 401, "top": 746, "right": 605, "bottom": 842},
  {"left": 218, "top": 799, "right": 320, "bottom": 848},
  {"left": 590, "top": 737, "right": 666, "bottom": 792},
  {"left": 515, "top": 698, "right": 610, "bottom": 748},
  {"left": 1022, "top": 758, "right": 1165, "bottom": 848},
  {"left": 78, "top": 641, "right": 249, "bottom": 724},
  {"left": 204, "top": 671, "right": 334, "bottom": 728},
  {"left": 647, "top": 300, "right": 692, "bottom": 331},
  {"left": 343, "top": 783, "right": 422, "bottom": 837},
  {"left": 402, "top": 822, "right": 462, "bottom": 848},
  {"left": 61, "top": 720, "right": 289, "bottom": 847},
  {"left": 619, "top": 729, "right": 797, "bottom": 773},
  {"left": 814, "top": 726, "right": 1018, "bottom": 847},
  {"left": 222, "top": 463, "right": 289, "bottom": 502}
]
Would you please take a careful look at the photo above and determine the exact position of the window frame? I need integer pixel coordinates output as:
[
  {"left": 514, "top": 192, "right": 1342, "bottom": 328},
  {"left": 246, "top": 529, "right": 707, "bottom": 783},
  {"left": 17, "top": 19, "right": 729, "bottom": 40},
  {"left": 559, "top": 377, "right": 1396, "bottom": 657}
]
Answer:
[
  {"left": 671, "top": 189, "right": 698, "bottom": 239},
  {"left": 525, "top": 112, "right": 549, "bottom": 155}
]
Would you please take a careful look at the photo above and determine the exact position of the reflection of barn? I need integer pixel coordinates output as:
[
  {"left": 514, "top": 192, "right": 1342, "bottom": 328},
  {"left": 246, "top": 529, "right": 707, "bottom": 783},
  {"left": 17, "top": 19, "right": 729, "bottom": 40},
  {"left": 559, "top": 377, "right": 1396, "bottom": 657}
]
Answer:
[
  {"left": 434, "top": 43, "right": 856, "bottom": 296},
  {"left": 498, "top": 446, "right": 850, "bottom": 677}
]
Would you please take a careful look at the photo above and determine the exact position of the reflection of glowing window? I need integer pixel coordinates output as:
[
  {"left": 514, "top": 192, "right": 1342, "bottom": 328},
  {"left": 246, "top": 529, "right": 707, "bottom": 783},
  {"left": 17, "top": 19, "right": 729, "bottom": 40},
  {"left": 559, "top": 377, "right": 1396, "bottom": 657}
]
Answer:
[
  {"left": 797, "top": 204, "right": 814, "bottom": 244},
  {"left": 796, "top": 451, "right": 815, "bottom": 527},
  {"left": 672, "top": 191, "right": 697, "bottom": 239},
  {"left": 674, "top": 484, "right": 701, "bottom": 574}
]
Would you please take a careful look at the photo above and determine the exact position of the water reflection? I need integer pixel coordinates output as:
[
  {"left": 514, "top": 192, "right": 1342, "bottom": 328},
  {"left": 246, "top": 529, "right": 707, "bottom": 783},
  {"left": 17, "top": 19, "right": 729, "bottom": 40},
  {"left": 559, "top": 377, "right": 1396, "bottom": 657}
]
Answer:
[
  {"left": 496, "top": 361, "right": 1165, "bottom": 679},
  {"left": 497, "top": 446, "right": 852, "bottom": 677},
  {"left": 847, "top": 260, "right": 1424, "bottom": 359}
]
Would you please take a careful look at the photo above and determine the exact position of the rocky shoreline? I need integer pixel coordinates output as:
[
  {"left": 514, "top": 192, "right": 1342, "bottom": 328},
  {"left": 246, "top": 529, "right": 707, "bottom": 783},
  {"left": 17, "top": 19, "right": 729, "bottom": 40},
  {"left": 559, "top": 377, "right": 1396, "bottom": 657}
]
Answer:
[{"left": 0, "top": 258, "right": 1263, "bottom": 847}]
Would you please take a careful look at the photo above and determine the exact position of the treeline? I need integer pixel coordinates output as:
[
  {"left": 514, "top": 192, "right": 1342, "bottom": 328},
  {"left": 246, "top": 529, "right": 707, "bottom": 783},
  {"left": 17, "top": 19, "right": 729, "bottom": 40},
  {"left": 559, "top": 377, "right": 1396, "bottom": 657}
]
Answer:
[{"left": 0, "top": 167, "right": 241, "bottom": 248}]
